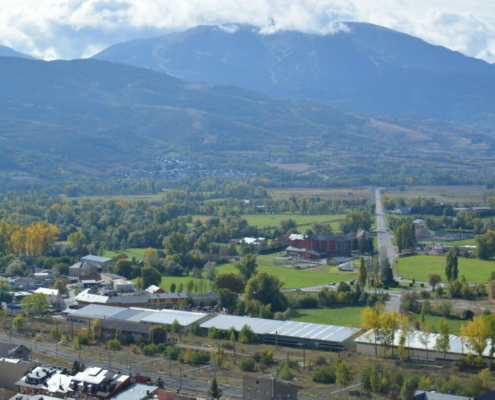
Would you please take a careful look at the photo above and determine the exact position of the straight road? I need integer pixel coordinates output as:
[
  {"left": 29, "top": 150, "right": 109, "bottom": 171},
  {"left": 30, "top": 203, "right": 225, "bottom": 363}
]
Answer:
[{"left": 375, "top": 188, "right": 395, "bottom": 266}]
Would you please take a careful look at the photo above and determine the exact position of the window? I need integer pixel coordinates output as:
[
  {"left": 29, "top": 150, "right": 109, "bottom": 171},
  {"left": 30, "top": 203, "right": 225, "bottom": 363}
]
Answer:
[
  {"left": 247, "top": 388, "right": 252, "bottom": 393},
  {"left": 264, "top": 391, "right": 269, "bottom": 396},
  {"left": 255, "top": 389, "right": 260, "bottom": 394}
]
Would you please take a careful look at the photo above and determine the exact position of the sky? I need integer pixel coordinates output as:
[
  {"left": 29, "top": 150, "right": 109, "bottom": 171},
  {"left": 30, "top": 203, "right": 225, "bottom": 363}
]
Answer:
[{"left": 1, "top": 0, "right": 495, "bottom": 63}]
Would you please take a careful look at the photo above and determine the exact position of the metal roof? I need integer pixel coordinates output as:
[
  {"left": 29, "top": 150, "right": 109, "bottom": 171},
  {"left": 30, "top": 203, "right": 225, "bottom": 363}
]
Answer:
[
  {"left": 109, "top": 383, "right": 158, "bottom": 400},
  {"left": 125, "top": 310, "right": 157, "bottom": 322},
  {"left": 81, "top": 255, "right": 112, "bottom": 263},
  {"left": 200, "top": 315, "right": 286, "bottom": 334},
  {"left": 264, "top": 321, "right": 361, "bottom": 343},
  {"left": 141, "top": 309, "right": 210, "bottom": 327},
  {"left": 69, "top": 305, "right": 126, "bottom": 320},
  {"left": 109, "top": 308, "right": 146, "bottom": 321},
  {"left": 356, "top": 329, "right": 494, "bottom": 357}
]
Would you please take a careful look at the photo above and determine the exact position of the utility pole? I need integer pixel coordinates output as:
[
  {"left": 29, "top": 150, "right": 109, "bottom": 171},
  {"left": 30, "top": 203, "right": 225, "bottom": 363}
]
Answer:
[
  {"left": 179, "top": 367, "right": 182, "bottom": 392},
  {"left": 169, "top": 357, "right": 171, "bottom": 375}
]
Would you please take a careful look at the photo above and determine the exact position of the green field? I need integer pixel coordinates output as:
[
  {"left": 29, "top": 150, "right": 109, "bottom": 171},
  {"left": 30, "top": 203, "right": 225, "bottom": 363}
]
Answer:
[
  {"left": 441, "top": 239, "right": 476, "bottom": 246},
  {"left": 397, "top": 255, "right": 495, "bottom": 283},
  {"left": 384, "top": 185, "right": 486, "bottom": 203},
  {"left": 217, "top": 262, "right": 358, "bottom": 288},
  {"left": 289, "top": 306, "right": 365, "bottom": 327},
  {"left": 410, "top": 313, "right": 466, "bottom": 335},
  {"left": 241, "top": 213, "right": 347, "bottom": 229},
  {"left": 104, "top": 248, "right": 149, "bottom": 259}
]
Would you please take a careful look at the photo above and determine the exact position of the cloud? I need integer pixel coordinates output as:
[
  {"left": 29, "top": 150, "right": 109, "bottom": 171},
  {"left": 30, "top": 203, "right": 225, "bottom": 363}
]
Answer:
[{"left": 1, "top": 0, "right": 495, "bottom": 63}]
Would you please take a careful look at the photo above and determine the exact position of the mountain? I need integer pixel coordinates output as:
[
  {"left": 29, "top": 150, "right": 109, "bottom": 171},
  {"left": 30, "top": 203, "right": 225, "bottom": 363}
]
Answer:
[
  {"left": 93, "top": 23, "right": 495, "bottom": 134},
  {"left": 1, "top": 56, "right": 493, "bottom": 183},
  {"left": 0, "top": 45, "right": 37, "bottom": 59}
]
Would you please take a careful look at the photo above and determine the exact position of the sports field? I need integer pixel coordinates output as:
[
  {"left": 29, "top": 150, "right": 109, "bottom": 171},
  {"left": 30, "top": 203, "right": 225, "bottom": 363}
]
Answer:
[
  {"left": 288, "top": 306, "right": 365, "bottom": 327},
  {"left": 396, "top": 255, "right": 495, "bottom": 283}
]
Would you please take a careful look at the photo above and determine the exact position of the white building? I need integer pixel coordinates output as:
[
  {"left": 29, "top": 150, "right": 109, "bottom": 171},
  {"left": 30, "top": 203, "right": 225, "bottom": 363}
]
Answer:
[{"left": 34, "top": 288, "right": 61, "bottom": 307}]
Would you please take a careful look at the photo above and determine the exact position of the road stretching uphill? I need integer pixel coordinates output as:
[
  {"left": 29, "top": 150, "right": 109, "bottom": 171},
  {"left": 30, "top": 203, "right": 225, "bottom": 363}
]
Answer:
[{"left": 0, "top": 334, "right": 324, "bottom": 400}]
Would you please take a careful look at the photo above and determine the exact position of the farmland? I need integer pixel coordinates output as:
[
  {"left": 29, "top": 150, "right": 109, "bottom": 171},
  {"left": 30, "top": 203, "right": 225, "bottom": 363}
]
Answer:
[
  {"left": 396, "top": 254, "right": 495, "bottom": 283},
  {"left": 384, "top": 185, "right": 487, "bottom": 203}
]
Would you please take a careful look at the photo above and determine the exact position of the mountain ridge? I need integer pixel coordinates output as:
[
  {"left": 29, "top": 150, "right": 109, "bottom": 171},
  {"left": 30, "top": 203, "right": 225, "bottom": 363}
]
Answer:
[{"left": 92, "top": 22, "right": 495, "bottom": 134}]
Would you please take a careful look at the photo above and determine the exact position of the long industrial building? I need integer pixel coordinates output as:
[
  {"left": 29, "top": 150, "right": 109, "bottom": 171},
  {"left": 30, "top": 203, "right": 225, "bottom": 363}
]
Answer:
[
  {"left": 67, "top": 305, "right": 361, "bottom": 351},
  {"left": 355, "top": 329, "right": 494, "bottom": 363}
]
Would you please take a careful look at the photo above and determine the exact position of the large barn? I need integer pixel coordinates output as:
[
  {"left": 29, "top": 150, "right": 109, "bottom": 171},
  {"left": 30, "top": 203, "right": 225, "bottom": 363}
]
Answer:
[{"left": 286, "top": 233, "right": 353, "bottom": 259}]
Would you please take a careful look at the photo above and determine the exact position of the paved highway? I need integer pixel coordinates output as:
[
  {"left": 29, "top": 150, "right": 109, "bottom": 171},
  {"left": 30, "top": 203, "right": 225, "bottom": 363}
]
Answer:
[{"left": 374, "top": 188, "right": 395, "bottom": 267}]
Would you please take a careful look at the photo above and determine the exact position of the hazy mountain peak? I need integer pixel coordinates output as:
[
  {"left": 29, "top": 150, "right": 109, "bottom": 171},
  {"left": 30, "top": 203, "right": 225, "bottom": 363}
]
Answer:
[{"left": 0, "top": 44, "right": 37, "bottom": 60}]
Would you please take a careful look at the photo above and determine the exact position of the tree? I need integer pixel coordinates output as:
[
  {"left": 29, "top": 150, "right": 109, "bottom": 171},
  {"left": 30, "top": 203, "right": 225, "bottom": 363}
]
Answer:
[
  {"left": 165, "top": 233, "right": 187, "bottom": 258},
  {"left": 93, "top": 318, "right": 102, "bottom": 342},
  {"left": 336, "top": 359, "right": 353, "bottom": 387},
  {"left": 115, "top": 259, "right": 133, "bottom": 279},
  {"left": 427, "top": 272, "right": 441, "bottom": 291},
  {"left": 12, "top": 315, "right": 24, "bottom": 331},
  {"left": 144, "top": 248, "right": 161, "bottom": 268},
  {"left": 394, "top": 220, "right": 415, "bottom": 252},
  {"left": 244, "top": 272, "right": 287, "bottom": 312},
  {"left": 401, "top": 374, "right": 420, "bottom": 400},
  {"left": 380, "top": 252, "right": 394, "bottom": 286},
  {"left": 461, "top": 315, "right": 489, "bottom": 356},
  {"left": 171, "top": 319, "right": 181, "bottom": 341},
  {"left": 235, "top": 254, "right": 258, "bottom": 283},
  {"left": 169, "top": 283, "right": 176, "bottom": 293},
  {"left": 215, "top": 273, "right": 245, "bottom": 293},
  {"left": 217, "top": 288, "right": 238, "bottom": 311},
  {"left": 434, "top": 319, "right": 450, "bottom": 364},
  {"left": 149, "top": 325, "right": 167, "bottom": 343},
  {"left": 52, "top": 277, "right": 68, "bottom": 294},
  {"left": 358, "top": 257, "right": 367, "bottom": 289},
  {"left": 156, "top": 377, "right": 165, "bottom": 389},
  {"left": 445, "top": 247, "right": 459, "bottom": 282},
  {"left": 204, "top": 261, "right": 218, "bottom": 281},
  {"left": 21, "top": 293, "right": 49, "bottom": 317},
  {"left": 208, "top": 378, "right": 223, "bottom": 400},
  {"left": 141, "top": 266, "right": 161, "bottom": 289},
  {"left": 486, "top": 314, "right": 495, "bottom": 368},
  {"left": 361, "top": 306, "right": 384, "bottom": 356}
]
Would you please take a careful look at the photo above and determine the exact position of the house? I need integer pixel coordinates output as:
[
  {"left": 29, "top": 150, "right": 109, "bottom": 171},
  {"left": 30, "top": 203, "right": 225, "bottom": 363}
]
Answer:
[
  {"left": 11, "top": 278, "right": 37, "bottom": 290},
  {"left": 0, "top": 342, "right": 32, "bottom": 361},
  {"left": 243, "top": 376, "right": 297, "bottom": 400},
  {"left": 74, "top": 290, "right": 190, "bottom": 309},
  {"left": 109, "top": 383, "right": 159, "bottom": 400},
  {"left": 69, "top": 256, "right": 113, "bottom": 277},
  {"left": 113, "top": 279, "right": 135, "bottom": 293},
  {"left": 241, "top": 237, "right": 266, "bottom": 246},
  {"left": 34, "top": 288, "right": 61, "bottom": 307},
  {"left": 145, "top": 285, "right": 165, "bottom": 294},
  {"left": 286, "top": 234, "right": 353, "bottom": 259},
  {"left": 69, "top": 262, "right": 98, "bottom": 277}
]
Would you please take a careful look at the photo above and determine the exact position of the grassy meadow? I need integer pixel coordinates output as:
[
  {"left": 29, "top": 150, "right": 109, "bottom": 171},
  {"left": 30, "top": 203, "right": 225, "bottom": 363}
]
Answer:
[
  {"left": 410, "top": 313, "right": 465, "bottom": 335},
  {"left": 396, "top": 254, "right": 495, "bottom": 283},
  {"left": 289, "top": 306, "right": 365, "bottom": 327},
  {"left": 384, "top": 185, "right": 486, "bottom": 203}
]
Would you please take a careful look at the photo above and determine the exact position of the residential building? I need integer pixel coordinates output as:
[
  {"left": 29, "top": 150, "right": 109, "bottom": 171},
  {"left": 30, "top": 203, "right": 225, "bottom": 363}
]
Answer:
[
  {"left": 243, "top": 376, "right": 297, "bottom": 400},
  {"left": 10, "top": 278, "right": 37, "bottom": 290},
  {"left": 70, "top": 256, "right": 113, "bottom": 277},
  {"left": 34, "top": 288, "right": 61, "bottom": 307},
  {"left": 0, "top": 342, "right": 31, "bottom": 361},
  {"left": 75, "top": 290, "right": 189, "bottom": 309}
]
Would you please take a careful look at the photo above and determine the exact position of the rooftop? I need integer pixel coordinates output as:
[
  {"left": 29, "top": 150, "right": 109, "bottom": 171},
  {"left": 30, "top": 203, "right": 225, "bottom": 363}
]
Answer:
[
  {"left": 81, "top": 255, "right": 112, "bottom": 263},
  {"left": 109, "top": 383, "right": 158, "bottom": 400}
]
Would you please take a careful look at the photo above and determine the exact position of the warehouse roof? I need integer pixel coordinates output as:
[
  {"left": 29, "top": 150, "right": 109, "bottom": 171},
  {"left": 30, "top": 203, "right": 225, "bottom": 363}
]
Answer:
[
  {"left": 356, "top": 329, "right": 494, "bottom": 357},
  {"left": 265, "top": 321, "right": 361, "bottom": 343},
  {"left": 81, "top": 255, "right": 112, "bottom": 263},
  {"left": 125, "top": 310, "right": 157, "bottom": 322},
  {"left": 141, "top": 309, "right": 210, "bottom": 326},
  {"left": 200, "top": 315, "right": 286, "bottom": 334},
  {"left": 110, "top": 308, "right": 147, "bottom": 321},
  {"left": 69, "top": 304, "right": 126, "bottom": 320}
]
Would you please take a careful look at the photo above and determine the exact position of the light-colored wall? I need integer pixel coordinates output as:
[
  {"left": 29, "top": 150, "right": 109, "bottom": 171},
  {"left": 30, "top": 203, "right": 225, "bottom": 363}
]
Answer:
[{"left": 0, "top": 360, "right": 37, "bottom": 391}]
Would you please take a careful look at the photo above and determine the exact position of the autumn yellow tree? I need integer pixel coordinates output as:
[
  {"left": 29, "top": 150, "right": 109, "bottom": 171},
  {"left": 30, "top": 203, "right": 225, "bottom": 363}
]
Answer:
[
  {"left": 361, "top": 305, "right": 385, "bottom": 356},
  {"left": 461, "top": 315, "right": 489, "bottom": 356}
]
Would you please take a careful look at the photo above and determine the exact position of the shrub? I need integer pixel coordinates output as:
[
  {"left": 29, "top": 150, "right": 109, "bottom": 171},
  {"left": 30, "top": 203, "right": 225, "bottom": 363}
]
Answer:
[
  {"left": 298, "top": 296, "right": 319, "bottom": 309},
  {"left": 278, "top": 361, "right": 295, "bottom": 381},
  {"left": 462, "top": 309, "right": 475, "bottom": 320},
  {"left": 221, "top": 342, "right": 234, "bottom": 350},
  {"left": 142, "top": 344, "right": 159, "bottom": 355},
  {"left": 191, "top": 351, "right": 211, "bottom": 364},
  {"left": 312, "top": 366, "right": 336, "bottom": 384},
  {"left": 130, "top": 344, "right": 140, "bottom": 354},
  {"left": 107, "top": 339, "right": 121, "bottom": 350},
  {"left": 420, "top": 290, "right": 430, "bottom": 299},
  {"left": 239, "top": 357, "right": 256, "bottom": 371}
]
